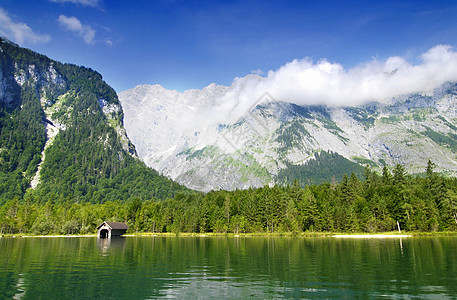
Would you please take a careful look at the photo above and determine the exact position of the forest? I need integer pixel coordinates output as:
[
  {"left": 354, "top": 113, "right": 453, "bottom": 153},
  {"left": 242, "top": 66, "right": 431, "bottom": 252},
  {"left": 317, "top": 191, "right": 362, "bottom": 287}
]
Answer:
[{"left": 1, "top": 161, "right": 457, "bottom": 235}]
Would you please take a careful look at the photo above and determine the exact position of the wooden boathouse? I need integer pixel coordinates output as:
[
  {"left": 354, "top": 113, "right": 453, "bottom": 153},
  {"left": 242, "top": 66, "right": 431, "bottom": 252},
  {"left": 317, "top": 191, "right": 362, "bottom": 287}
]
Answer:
[{"left": 97, "top": 221, "right": 128, "bottom": 238}]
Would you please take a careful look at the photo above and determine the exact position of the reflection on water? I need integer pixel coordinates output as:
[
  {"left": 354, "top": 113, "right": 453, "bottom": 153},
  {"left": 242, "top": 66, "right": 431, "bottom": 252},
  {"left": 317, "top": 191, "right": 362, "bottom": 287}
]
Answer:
[
  {"left": 1, "top": 236, "right": 457, "bottom": 299},
  {"left": 97, "top": 237, "right": 126, "bottom": 255},
  {"left": 12, "top": 273, "right": 25, "bottom": 300}
]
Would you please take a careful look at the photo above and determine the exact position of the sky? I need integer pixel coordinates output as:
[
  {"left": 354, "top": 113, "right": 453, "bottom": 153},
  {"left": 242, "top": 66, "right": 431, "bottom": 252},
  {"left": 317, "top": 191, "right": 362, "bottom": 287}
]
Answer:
[{"left": 1, "top": 0, "right": 457, "bottom": 97}]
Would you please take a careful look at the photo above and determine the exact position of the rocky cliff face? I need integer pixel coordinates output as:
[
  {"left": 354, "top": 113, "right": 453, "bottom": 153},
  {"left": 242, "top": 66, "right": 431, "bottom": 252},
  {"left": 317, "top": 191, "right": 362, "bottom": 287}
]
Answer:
[
  {"left": 119, "top": 81, "right": 457, "bottom": 192},
  {"left": 0, "top": 38, "right": 132, "bottom": 188},
  {"left": 0, "top": 37, "right": 188, "bottom": 203}
]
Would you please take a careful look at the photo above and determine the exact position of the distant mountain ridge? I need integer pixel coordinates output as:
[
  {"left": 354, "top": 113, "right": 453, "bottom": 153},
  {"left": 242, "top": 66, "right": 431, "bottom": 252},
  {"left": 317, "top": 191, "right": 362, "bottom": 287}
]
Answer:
[
  {"left": 119, "top": 81, "right": 457, "bottom": 192},
  {"left": 0, "top": 37, "right": 189, "bottom": 204}
]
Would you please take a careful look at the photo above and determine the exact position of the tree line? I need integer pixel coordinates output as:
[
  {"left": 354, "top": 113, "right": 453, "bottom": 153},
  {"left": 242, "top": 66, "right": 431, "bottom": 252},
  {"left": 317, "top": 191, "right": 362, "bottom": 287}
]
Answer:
[{"left": 1, "top": 161, "right": 457, "bottom": 235}]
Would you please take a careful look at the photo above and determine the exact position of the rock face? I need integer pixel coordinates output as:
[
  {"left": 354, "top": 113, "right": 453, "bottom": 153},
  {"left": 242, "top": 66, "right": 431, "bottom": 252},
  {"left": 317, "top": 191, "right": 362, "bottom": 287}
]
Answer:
[
  {"left": 0, "top": 40, "right": 132, "bottom": 190},
  {"left": 0, "top": 37, "right": 188, "bottom": 203},
  {"left": 119, "top": 81, "right": 457, "bottom": 192}
]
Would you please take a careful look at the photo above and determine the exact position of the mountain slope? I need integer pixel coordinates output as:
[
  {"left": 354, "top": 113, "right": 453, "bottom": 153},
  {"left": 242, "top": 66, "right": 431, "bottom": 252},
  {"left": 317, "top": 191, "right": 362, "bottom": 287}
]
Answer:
[
  {"left": 119, "top": 81, "right": 457, "bottom": 191},
  {"left": 0, "top": 37, "right": 189, "bottom": 204}
]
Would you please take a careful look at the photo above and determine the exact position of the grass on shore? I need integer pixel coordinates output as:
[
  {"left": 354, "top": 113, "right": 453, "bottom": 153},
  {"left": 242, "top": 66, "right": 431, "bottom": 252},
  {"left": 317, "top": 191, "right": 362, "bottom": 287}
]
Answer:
[{"left": 3, "top": 231, "right": 457, "bottom": 238}]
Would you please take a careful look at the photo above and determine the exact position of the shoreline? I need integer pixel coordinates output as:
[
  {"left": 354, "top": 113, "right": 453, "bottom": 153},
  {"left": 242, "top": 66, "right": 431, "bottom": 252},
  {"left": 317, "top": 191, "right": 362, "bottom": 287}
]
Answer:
[
  {"left": 3, "top": 231, "right": 457, "bottom": 238},
  {"left": 20, "top": 234, "right": 97, "bottom": 238},
  {"left": 332, "top": 234, "right": 412, "bottom": 238}
]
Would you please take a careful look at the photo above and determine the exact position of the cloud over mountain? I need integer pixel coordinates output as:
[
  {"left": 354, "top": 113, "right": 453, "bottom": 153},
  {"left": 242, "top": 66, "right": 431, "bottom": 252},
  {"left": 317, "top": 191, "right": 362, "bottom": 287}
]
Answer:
[
  {"left": 206, "top": 45, "right": 457, "bottom": 125},
  {"left": 50, "top": 0, "right": 100, "bottom": 7},
  {"left": 0, "top": 7, "right": 51, "bottom": 45},
  {"left": 57, "top": 15, "right": 95, "bottom": 44}
]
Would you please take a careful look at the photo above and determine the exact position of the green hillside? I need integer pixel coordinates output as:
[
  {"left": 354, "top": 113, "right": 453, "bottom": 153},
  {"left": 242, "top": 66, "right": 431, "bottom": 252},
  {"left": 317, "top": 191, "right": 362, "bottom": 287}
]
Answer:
[
  {"left": 0, "top": 37, "right": 190, "bottom": 204},
  {"left": 277, "top": 151, "right": 366, "bottom": 186}
]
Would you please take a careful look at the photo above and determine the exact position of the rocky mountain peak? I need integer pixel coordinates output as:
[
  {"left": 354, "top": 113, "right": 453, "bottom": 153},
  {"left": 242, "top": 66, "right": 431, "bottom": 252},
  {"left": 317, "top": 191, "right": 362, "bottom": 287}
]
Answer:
[{"left": 119, "top": 81, "right": 457, "bottom": 192}]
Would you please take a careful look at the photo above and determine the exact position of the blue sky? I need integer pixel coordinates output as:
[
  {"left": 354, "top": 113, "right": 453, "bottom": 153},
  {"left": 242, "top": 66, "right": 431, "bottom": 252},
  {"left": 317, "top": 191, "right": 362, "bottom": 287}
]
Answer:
[{"left": 0, "top": 0, "right": 456, "bottom": 92}]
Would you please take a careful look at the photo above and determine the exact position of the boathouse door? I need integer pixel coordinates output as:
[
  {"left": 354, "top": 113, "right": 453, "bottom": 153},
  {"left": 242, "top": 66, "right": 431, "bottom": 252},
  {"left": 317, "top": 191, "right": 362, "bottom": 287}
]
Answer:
[{"left": 100, "top": 229, "right": 109, "bottom": 238}]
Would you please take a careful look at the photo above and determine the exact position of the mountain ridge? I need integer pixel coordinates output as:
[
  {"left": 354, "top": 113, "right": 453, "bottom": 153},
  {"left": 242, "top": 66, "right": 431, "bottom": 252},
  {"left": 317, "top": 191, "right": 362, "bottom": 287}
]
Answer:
[
  {"left": 0, "top": 37, "right": 190, "bottom": 204},
  {"left": 119, "top": 81, "right": 457, "bottom": 191}
]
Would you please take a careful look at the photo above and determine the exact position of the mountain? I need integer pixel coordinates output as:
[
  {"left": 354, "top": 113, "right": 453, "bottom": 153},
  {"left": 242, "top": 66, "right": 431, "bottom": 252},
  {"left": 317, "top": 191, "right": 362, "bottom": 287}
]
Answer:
[
  {"left": 119, "top": 81, "right": 457, "bottom": 192},
  {"left": 0, "top": 37, "right": 189, "bottom": 204}
]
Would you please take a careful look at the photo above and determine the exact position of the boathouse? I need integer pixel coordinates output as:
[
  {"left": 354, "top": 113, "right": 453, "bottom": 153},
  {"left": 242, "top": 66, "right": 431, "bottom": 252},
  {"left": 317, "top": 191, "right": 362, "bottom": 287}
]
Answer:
[{"left": 97, "top": 221, "right": 128, "bottom": 238}]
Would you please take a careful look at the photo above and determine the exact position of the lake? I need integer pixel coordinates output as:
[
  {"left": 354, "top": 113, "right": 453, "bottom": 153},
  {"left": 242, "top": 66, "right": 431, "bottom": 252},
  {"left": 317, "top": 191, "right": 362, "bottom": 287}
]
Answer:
[{"left": 1, "top": 236, "right": 457, "bottom": 299}]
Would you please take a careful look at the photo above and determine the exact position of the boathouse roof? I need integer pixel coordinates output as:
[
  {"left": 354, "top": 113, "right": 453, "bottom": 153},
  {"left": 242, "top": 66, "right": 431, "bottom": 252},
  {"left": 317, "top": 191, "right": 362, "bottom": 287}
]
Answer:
[{"left": 97, "top": 221, "right": 129, "bottom": 230}]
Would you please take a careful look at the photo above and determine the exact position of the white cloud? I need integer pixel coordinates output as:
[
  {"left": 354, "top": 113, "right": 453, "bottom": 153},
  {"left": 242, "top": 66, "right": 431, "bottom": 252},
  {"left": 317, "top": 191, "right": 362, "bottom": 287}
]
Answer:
[
  {"left": 50, "top": 0, "right": 100, "bottom": 7},
  {"left": 0, "top": 8, "right": 50, "bottom": 45},
  {"left": 251, "top": 69, "right": 264, "bottom": 75},
  {"left": 57, "top": 15, "right": 95, "bottom": 44},
  {"left": 192, "top": 45, "right": 457, "bottom": 128}
]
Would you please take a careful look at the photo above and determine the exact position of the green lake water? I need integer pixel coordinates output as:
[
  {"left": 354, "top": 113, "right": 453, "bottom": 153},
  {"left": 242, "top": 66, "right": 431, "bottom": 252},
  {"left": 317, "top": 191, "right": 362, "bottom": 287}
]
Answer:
[{"left": 1, "top": 236, "right": 457, "bottom": 299}]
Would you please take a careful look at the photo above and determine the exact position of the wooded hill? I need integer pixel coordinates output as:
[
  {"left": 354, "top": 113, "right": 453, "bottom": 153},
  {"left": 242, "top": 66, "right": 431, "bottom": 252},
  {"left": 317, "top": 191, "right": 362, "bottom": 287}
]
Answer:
[{"left": 0, "top": 37, "right": 189, "bottom": 205}]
